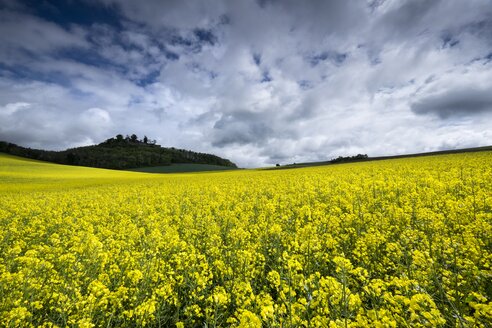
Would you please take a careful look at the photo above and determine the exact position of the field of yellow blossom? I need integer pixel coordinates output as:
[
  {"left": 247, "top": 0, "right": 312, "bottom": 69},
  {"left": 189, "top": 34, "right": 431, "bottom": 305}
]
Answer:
[{"left": 1, "top": 152, "right": 491, "bottom": 327}]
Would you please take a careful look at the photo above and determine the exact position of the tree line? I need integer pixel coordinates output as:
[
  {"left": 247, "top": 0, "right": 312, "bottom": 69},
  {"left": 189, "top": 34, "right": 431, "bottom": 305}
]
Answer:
[{"left": 0, "top": 134, "right": 237, "bottom": 170}]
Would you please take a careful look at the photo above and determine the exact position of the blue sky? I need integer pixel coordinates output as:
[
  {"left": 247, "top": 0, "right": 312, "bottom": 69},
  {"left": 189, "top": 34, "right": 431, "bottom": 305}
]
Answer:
[{"left": 1, "top": 0, "right": 491, "bottom": 167}]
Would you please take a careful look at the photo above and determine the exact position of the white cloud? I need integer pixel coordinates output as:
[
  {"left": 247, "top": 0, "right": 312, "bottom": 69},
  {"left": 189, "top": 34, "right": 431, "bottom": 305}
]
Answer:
[
  {"left": 0, "top": 10, "right": 89, "bottom": 64},
  {"left": 1, "top": 0, "right": 491, "bottom": 167},
  {"left": 0, "top": 102, "right": 31, "bottom": 115}
]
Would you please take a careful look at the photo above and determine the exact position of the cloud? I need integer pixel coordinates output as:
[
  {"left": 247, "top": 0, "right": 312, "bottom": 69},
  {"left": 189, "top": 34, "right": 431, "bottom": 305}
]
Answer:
[
  {"left": 1, "top": 0, "right": 491, "bottom": 167},
  {"left": 80, "top": 107, "right": 111, "bottom": 127},
  {"left": 0, "top": 10, "right": 89, "bottom": 63},
  {"left": 411, "top": 87, "right": 492, "bottom": 118},
  {"left": 211, "top": 110, "right": 274, "bottom": 147},
  {"left": 0, "top": 102, "right": 30, "bottom": 115}
]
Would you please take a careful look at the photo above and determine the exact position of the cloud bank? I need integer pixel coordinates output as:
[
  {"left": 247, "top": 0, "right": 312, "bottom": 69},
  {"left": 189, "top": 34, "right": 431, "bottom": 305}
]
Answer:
[{"left": 1, "top": 0, "right": 491, "bottom": 167}]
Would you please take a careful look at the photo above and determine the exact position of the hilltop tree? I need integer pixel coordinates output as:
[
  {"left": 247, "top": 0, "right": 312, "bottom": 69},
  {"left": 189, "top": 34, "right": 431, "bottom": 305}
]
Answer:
[{"left": 0, "top": 135, "right": 238, "bottom": 169}]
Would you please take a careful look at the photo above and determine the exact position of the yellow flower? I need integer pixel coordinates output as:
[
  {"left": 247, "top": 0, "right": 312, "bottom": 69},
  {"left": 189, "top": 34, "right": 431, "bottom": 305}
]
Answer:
[{"left": 237, "top": 310, "right": 262, "bottom": 328}]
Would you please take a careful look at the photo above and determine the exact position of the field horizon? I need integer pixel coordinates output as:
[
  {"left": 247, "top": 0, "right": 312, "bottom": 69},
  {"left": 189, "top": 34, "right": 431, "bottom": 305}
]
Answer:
[{"left": 2, "top": 142, "right": 492, "bottom": 174}]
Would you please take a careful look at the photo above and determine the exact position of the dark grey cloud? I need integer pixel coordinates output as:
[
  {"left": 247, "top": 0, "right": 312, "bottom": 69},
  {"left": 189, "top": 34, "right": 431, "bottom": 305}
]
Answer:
[
  {"left": 212, "top": 111, "right": 272, "bottom": 147},
  {"left": 411, "top": 87, "right": 492, "bottom": 118},
  {"left": 0, "top": 0, "right": 491, "bottom": 167},
  {"left": 375, "top": 0, "right": 442, "bottom": 38}
]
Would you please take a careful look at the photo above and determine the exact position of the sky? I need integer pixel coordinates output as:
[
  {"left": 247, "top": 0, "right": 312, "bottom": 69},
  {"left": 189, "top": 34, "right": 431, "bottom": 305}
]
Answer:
[{"left": 1, "top": 0, "right": 491, "bottom": 167}]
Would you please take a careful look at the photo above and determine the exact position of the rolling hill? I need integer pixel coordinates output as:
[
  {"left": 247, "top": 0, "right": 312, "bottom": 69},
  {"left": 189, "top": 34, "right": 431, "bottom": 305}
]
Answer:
[
  {"left": 0, "top": 134, "right": 237, "bottom": 171},
  {"left": 271, "top": 145, "right": 492, "bottom": 169}
]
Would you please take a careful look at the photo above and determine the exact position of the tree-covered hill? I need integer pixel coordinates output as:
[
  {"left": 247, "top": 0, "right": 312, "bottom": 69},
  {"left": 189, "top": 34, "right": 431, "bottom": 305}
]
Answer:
[{"left": 0, "top": 134, "right": 237, "bottom": 170}]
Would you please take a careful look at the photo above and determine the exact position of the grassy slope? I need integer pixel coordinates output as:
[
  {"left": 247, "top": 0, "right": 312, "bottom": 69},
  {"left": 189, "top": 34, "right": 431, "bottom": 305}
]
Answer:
[
  {"left": 0, "top": 153, "right": 243, "bottom": 193},
  {"left": 128, "top": 163, "right": 239, "bottom": 173},
  {"left": 0, "top": 153, "right": 149, "bottom": 192},
  {"left": 3, "top": 149, "right": 491, "bottom": 187},
  {"left": 269, "top": 145, "right": 492, "bottom": 170}
]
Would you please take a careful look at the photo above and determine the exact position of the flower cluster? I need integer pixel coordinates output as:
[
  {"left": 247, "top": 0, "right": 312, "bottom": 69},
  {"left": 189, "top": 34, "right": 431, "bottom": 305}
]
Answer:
[{"left": 0, "top": 152, "right": 491, "bottom": 327}]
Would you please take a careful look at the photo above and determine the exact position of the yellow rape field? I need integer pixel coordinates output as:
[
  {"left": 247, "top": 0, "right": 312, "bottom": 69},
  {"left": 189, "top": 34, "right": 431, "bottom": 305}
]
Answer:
[{"left": 1, "top": 152, "right": 491, "bottom": 327}]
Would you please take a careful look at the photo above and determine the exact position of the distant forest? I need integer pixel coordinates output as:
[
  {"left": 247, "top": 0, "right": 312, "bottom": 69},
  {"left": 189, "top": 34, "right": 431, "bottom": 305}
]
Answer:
[{"left": 0, "top": 134, "right": 237, "bottom": 170}]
